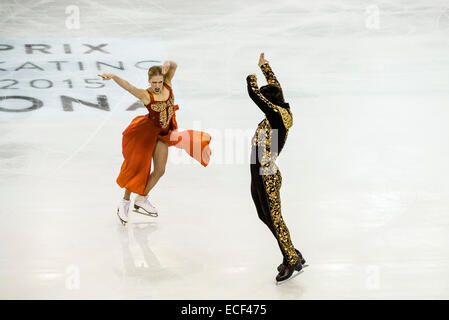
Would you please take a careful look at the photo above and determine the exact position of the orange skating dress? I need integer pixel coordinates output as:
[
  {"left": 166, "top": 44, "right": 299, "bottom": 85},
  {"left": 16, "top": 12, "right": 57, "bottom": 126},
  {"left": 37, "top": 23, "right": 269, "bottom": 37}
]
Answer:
[{"left": 116, "top": 83, "right": 211, "bottom": 195}]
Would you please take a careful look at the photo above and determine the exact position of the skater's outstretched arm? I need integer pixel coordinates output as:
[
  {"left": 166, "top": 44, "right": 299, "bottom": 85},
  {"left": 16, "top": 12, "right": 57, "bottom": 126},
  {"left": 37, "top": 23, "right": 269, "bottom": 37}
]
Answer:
[
  {"left": 162, "top": 60, "right": 177, "bottom": 86},
  {"left": 258, "top": 53, "right": 281, "bottom": 89},
  {"left": 246, "top": 74, "right": 279, "bottom": 117},
  {"left": 98, "top": 73, "right": 147, "bottom": 101}
]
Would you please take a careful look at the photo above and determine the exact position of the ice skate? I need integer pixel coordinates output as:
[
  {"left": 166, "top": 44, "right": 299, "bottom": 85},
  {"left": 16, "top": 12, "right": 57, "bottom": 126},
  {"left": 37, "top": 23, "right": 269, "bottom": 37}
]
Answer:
[
  {"left": 275, "top": 260, "right": 304, "bottom": 285},
  {"left": 277, "top": 260, "right": 308, "bottom": 272},
  {"left": 134, "top": 194, "right": 158, "bottom": 217},
  {"left": 278, "top": 249, "right": 308, "bottom": 272},
  {"left": 116, "top": 199, "right": 130, "bottom": 225}
]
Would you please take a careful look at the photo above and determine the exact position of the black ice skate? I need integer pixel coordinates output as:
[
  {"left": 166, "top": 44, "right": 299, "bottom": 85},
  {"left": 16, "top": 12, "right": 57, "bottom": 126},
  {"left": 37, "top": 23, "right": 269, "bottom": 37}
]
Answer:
[
  {"left": 277, "top": 249, "right": 308, "bottom": 273},
  {"left": 276, "top": 259, "right": 303, "bottom": 285}
]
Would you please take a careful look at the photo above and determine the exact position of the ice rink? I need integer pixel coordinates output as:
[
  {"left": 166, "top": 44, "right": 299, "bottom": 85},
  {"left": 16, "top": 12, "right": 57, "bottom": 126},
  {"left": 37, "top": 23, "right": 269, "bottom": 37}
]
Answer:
[{"left": 1, "top": 0, "right": 449, "bottom": 299}]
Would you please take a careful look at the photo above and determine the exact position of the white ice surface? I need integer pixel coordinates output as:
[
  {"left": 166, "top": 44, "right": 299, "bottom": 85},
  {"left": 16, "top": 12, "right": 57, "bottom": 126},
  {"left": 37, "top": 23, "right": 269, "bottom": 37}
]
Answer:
[{"left": 1, "top": 0, "right": 449, "bottom": 299}]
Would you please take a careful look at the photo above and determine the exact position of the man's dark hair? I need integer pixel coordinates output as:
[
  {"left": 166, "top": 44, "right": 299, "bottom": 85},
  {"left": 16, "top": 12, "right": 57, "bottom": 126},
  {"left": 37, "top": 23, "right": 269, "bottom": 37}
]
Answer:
[{"left": 260, "top": 84, "right": 284, "bottom": 105}]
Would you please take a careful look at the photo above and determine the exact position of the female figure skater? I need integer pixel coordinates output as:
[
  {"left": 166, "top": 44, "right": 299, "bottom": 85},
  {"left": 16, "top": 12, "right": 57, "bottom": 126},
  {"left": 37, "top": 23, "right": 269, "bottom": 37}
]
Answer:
[
  {"left": 247, "top": 53, "right": 306, "bottom": 284},
  {"left": 99, "top": 61, "right": 211, "bottom": 225}
]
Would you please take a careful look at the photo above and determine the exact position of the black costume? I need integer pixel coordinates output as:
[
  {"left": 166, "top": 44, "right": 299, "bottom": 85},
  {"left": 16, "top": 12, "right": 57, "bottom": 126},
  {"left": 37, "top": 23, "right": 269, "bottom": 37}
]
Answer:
[{"left": 247, "top": 63, "right": 304, "bottom": 269}]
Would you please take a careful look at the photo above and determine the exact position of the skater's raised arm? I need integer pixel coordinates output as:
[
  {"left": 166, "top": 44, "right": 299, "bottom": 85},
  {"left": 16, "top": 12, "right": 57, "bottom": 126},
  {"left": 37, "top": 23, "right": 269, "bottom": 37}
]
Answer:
[
  {"left": 98, "top": 73, "right": 147, "bottom": 101},
  {"left": 246, "top": 74, "right": 279, "bottom": 117},
  {"left": 258, "top": 53, "right": 281, "bottom": 89},
  {"left": 162, "top": 60, "right": 177, "bottom": 86}
]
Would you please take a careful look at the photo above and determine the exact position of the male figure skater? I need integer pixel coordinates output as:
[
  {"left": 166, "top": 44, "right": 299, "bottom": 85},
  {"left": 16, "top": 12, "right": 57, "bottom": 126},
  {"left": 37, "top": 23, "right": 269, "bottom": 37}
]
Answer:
[{"left": 247, "top": 53, "right": 306, "bottom": 283}]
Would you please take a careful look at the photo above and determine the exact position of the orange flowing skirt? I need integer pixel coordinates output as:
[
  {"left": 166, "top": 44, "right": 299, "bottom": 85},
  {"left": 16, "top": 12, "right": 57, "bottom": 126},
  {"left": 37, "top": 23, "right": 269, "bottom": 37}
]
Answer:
[{"left": 116, "top": 105, "right": 212, "bottom": 195}]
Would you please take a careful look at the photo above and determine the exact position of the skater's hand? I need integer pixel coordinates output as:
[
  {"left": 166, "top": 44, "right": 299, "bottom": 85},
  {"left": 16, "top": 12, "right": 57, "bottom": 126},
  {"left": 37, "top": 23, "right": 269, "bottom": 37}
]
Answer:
[
  {"left": 98, "top": 73, "right": 115, "bottom": 80},
  {"left": 162, "top": 61, "right": 171, "bottom": 75},
  {"left": 246, "top": 73, "right": 257, "bottom": 83},
  {"left": 258, "top": 53, "right": 268, "bottom": 67}
]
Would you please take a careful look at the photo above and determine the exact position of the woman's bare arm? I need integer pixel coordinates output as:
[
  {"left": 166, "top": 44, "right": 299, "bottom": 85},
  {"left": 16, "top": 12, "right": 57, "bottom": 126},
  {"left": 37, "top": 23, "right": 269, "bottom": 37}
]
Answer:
[
  {"left": 161, "top": 61, "right": 178, "bottom": 85},
  {"left": 98, "top": 73, "right": 147, "bottom": 101}
]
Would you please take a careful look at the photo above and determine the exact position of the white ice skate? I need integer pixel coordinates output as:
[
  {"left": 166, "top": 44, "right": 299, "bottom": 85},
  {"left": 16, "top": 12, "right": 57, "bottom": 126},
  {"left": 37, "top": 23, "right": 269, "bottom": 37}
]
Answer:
[
  {"left": 117, "top": 199, "right": 130, "bottom": 225},
  {"left": 134, "top": 195, "right": 158, "bottom": 217}
]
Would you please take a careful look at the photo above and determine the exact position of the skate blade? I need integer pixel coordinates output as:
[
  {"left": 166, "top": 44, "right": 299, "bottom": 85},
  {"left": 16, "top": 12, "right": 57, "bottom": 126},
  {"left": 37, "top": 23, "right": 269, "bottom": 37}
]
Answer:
[
  {"left": 133, "top": 205, "right": 158, "bottom": 217},
  {"left": 116, "top": 209, "right": 128, "bottom": 226},
  {"left": 275, "top": 269, "right": 304, "bottom": 286}
]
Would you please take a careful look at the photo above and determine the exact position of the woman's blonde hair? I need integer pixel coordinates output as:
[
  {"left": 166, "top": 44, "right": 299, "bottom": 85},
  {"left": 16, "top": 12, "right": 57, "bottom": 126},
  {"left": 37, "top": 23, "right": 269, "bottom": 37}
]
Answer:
[{"left": 148, "top": 65, "right": 163, "bottom": 81}]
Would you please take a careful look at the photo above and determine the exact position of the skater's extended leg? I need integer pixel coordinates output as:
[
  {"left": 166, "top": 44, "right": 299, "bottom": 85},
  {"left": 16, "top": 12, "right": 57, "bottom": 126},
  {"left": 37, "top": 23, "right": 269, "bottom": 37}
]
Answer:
[
  {"left": 261, "top": 169, "right": 299, "bottom": 267},
  {"left": 260, "top": 170, "right": 305, "bottom": 283},
  {"left": 144, "top": 139, "right": 168, "bottom": 195}
]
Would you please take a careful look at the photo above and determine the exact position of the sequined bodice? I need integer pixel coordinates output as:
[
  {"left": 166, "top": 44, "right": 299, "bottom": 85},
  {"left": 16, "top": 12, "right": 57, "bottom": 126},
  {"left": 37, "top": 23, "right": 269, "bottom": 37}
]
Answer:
[{"left": 145, "top": 84, "right": 175, "bottom": 129}]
